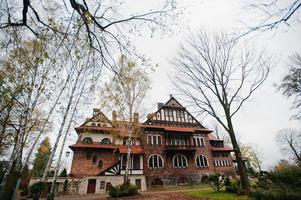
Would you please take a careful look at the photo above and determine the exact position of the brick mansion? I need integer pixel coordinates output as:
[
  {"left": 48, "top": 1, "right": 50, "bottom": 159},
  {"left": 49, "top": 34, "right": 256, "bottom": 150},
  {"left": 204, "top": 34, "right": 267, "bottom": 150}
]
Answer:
[{"left": 65, "top": 96, "right": 235, "bottom": 194}]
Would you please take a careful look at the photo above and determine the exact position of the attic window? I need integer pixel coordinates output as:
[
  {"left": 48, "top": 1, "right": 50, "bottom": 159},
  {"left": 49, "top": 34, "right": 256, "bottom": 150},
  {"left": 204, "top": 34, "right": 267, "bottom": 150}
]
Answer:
[
  {"left": 82, "top": 137, "right": 93, "bottom": 144},
  {"left": 101, "top": 138, "right": 111, "bottom": 144}
]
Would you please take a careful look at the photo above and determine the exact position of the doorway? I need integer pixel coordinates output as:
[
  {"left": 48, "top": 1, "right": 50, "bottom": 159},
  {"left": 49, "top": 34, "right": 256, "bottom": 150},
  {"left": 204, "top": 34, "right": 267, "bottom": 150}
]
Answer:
[{"left": 87, "top": 179, "right": 96, "bottom": 193}]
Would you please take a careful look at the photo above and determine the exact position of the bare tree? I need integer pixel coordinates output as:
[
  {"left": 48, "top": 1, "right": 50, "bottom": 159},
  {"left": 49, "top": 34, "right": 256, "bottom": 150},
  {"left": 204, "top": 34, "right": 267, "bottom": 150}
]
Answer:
[
  {"left": 172, "top": 31, "right": 271, "bottom": 192},
  {"left": 277, "top": 128, "right": 301, "bottom": 164},
  {"left": 0, "top": 0, "right": 180, "bottom": 69},
  {"left": 238, "top": 0, "right": 301, "bottom": 39},
  {"left": 278, "top": 53, "right": 301, "bottom": 119},
  {"left": 100, "top": 55, "right": 151, "bottom": 183}
]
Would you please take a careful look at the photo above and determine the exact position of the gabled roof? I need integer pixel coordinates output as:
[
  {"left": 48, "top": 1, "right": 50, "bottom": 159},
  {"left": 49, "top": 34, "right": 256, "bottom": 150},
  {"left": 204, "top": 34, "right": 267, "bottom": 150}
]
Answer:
[
  {"left": 80, "top": 109, "right": 112, "bottom": 127},
  {"left": 144, "top": 96, "right": 205, "bottom": 129}
]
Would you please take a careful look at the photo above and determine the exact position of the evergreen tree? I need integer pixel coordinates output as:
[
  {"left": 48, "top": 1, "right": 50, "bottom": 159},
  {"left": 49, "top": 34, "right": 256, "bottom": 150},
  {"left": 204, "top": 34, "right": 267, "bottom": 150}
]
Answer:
[
  {"left": 59, "top": 168, "right": 67, "bottom": 177},
  {"left": 32, "top": 137, "right": 51, "bottom": 177}
]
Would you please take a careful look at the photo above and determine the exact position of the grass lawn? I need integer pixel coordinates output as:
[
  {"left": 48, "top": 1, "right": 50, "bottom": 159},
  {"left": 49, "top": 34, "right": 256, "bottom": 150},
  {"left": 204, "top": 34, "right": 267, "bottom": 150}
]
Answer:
[
  {"left": 148, "top": 184, "right": 210, "bottom": 191},
  {"left": 186, "top": 189, "right": 252, "bottom": 200}
]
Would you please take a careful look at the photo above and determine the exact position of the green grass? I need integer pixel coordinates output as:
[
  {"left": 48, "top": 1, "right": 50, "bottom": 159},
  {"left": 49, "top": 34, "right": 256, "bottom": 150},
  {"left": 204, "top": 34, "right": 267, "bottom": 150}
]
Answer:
[
  {"left": 186, "top": 189, "right": 252, "bottom": 200},
  {"left": 148, "top": 184, "right": 210, "bottom": 191}
]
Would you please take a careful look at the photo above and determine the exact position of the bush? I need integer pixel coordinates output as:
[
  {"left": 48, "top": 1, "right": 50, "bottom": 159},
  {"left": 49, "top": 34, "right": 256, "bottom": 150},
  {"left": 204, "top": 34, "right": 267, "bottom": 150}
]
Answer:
[
  {"left": 225, "top": 180, "right": 243, "bottom": 195},
  {"left": 251, "top": 165, "right": 301, "bottom": 200},
  {"left": 208, "top": 173, "right": 225, "bottom": 192},
  {"left": 108, "top": 183, "right": 138, "bottom": 197},
  {"left": 30, "top": 182, "right": 47, "bottom": 194}
]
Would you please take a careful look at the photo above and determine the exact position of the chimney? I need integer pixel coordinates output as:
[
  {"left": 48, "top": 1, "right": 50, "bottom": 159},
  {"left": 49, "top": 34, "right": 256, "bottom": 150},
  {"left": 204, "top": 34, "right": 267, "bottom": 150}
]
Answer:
[
  {"left": 170, "top": 94, "right": 173, "bottom": 98},
  {"left": 133, "top": 113, "right": 139, "bottom": 124},
  {"left": 112, "top": 111, "right": 117, "bottom": 125},
  {"left": 93, "top": 108, "right": 100, "bottom": 116},
  {"left": 157, "top": 103, "right": 164, "bottom": 109}
]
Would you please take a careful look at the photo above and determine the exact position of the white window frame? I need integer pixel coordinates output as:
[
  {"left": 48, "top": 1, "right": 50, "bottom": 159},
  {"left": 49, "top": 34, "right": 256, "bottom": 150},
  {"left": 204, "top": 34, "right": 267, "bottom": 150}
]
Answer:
[
  {"left": 193, "top": 136, "right": 205, "bottom": 147},
  {"left": 195, "top": 154, "right": 209, "bottom": 168},
  {"left": 172, "top": 154, "right": 188, "bottom": 168},
  {"left": 148, "top": 154, "right": 164, "bottom": 169}
]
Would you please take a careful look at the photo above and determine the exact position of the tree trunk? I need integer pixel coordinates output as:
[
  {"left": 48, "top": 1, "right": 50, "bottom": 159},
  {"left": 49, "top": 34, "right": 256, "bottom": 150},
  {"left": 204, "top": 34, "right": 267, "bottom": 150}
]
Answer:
[{"left": 226, "top": 116, "right": 250, "bottom": 193}]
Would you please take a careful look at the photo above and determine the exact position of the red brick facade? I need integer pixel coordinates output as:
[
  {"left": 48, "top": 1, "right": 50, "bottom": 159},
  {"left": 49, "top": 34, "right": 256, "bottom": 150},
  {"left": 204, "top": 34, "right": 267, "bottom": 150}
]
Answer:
[{"left": 69, "top": 96, "right": 236, "bottom": 186}]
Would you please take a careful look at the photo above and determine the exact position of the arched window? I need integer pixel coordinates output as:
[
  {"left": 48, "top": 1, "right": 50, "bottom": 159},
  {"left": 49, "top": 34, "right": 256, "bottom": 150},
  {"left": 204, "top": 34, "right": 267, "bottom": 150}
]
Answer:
[
  {"left": 173, "top": 154, "right": 188, "bottom": 168},
  {"left": 82, "top": 137, "right": 93, "bottom": 144},
  {"left": 101, "top": 138, "right": 111, "bottom": 144},
  {"left": 148, "top": 154, "right": 164, "bottom": 169},
  {"left": 196, "top": 155, "right": 208, "bottom": 168}
]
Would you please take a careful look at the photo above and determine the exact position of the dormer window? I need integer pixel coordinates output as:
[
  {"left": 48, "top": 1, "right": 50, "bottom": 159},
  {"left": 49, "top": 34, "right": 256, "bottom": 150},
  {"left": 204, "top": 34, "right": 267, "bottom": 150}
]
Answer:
[
  {"left": 82, "top": 137, "right": 93, "bottom": 144},
  {"left": 101, "top": 138, "right": 111, "bottom": 144}
]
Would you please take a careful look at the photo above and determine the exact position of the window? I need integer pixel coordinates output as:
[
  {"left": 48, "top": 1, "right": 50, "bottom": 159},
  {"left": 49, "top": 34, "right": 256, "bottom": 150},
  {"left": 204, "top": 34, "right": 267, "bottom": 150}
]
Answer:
[
  {"left": 86, "top": 152, "right": 92, "bottom": 160},
  {"left": 148, "top": 154, "right": 164, "bottom": 169},
  {"left": 132, "top": 155, "right": 140, "bottom": 170},
  {"left": 100, "top": 181, "right": 105, "bottom": 189},
  {"left": 147, "top": 134, "right": 162, "bottom": 145},
  {"left": 82, "top": 137, "right": 93, "bottom": 144},
  {"left": 193, "top": 136, "right": 205, "bottom": 147},
  {"left": 121, "top": 155, "right": 127, "bottom": 170},
  {"left": 196, "top": 155, "right": 208, "bottom": 168},
  {"left": 98, "top": 160, "right": 103, "bottom": 168},
  {"left": 101, "top": 138, "right": 111, "bottom": 144},
  {"left": 91, "top": 123, "right": 96, "bottom": 126},
  {"left": 92, "top": 155, "right": 97, "bottom": 163},
  {"left": 135, "top": 179, "right": 141, "bottom": 190},
  {"left": 173, "top": 154, "right": 188, "bottom": 168}
]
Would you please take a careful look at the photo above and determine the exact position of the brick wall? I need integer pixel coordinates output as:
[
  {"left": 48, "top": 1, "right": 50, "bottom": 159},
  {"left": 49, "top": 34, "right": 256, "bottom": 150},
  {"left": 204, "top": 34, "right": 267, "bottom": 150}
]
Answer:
[
  {"left": 70, "top": 149, "right": 119, "bottom": 177},
  {"left": 141, "top": 131, "right": 236, "bottom": 186}
]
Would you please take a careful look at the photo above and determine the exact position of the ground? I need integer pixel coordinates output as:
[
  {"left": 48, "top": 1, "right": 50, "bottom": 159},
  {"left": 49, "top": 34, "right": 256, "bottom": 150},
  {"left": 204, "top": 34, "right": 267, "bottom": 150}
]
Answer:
[
  {"left": 52, "top": 188, "right": 251, "bottom": 200},
  {"left": 54, "top": 190, "right": 205, "bottom": 200}
]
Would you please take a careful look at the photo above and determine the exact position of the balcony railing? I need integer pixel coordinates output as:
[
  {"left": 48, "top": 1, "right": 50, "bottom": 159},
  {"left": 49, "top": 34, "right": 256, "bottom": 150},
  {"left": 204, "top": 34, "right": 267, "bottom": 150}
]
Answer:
[{"left": 165, "top": 144, "right": 196, "bottom": 151}]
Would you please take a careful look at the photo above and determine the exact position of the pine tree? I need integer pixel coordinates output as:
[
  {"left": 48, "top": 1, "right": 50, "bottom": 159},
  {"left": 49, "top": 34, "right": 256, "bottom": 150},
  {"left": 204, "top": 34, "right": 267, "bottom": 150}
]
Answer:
[{"left": 32, "top": 137, "right": 51, "bottom": 177}]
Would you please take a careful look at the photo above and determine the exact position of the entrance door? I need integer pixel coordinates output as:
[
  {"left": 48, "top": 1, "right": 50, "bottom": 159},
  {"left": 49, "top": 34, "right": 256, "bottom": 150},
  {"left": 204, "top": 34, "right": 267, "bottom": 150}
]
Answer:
[{"left": 87, "top": 179, "right": 96, "bottom": 193}]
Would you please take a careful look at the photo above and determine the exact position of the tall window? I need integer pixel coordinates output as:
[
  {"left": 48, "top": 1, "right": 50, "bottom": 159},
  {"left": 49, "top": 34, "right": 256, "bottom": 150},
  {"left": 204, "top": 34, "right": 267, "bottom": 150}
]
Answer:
[
  {"left": 193, "top": 136, "right": 205, "bottom": 147},
  {"left": 82, "top": 137, "right": 93, "bottom": 144},
  {"left": 147, "top": 134, "right": 162, "bottom": 145},
  {"left": 148, "top": 154, "right": 164, "bottom": 169},
  {"left": 101, "top": 138, "right": 111, "bottom": 144},
  {"left": 196, "top": 155, "right": 208, "bottom": 168},
  {"left": 132, "top": 155, "right": 140, "bottom": 170},
  {"left": 173, "top": 154, "right": 188, "bottom": 168}
]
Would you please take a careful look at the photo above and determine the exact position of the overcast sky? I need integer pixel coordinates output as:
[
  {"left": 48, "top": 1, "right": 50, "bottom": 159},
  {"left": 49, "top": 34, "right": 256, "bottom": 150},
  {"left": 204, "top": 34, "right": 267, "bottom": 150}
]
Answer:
[
  {"left": 131, "top": 0, "right": 301, "bottom": 170},
  {"left": 60, "top": 0, "right": 301, "bottom": 171}
]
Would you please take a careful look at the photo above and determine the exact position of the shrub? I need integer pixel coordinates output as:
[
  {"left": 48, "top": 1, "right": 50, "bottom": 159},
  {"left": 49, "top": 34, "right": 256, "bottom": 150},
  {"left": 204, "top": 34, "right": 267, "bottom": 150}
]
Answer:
[
  {"left": 30, "top": 182, "right": 47, "bottom": 194},
  {"left": 108, "top": 183, "right": 138, "bottom": 197},
  {"left": 251, "top": 165, "right": 301, "bottom": 200},
  {"left": 208, "top": 173, "right": 225, "bottom": 192},
  {"left": 225, "top": 180, "right": 243, "bottom": 195}
]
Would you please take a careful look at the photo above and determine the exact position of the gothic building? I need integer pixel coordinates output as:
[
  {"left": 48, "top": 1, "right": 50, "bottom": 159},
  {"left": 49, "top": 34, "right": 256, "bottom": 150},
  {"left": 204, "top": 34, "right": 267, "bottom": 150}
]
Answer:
[{"left": 68, "top": 96, "right": 235, "bottom": 194}]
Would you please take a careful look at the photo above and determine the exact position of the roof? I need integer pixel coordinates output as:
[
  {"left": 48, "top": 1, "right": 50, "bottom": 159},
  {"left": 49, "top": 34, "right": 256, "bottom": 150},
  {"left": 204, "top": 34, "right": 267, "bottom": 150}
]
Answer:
[
  {"left": 69, "top": 143, "right": 116, "bottom": 150},
  {"left": 141, "top": 124, "right": 211, "bottom": 133},
  {"left": 118, "top": 145, "right": 143, "bottom": 154},
  {"left": 210, "top": 146, "right": 233, "bottom": 151},
  {"left": 144, "top": 96, "right": 206, "bottom": 129},
  {"left": 208, "top": 134, "right": 223, "bottom": 141},
  {"left": 164, "top": 127, "right": 195, "bottom": 132}
]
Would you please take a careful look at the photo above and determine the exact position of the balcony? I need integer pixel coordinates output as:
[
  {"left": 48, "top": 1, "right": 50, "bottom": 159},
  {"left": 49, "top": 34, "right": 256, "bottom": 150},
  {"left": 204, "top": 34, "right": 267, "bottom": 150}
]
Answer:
[{"left": 165, "top": 144, "right": 196, "bottom": 151}]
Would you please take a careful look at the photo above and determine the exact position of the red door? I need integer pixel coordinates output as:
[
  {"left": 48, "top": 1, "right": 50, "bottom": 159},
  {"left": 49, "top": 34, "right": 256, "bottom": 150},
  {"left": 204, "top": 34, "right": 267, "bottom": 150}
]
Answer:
[{"left": 87, "top": 179, "right": 96, "bottom": 193}]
